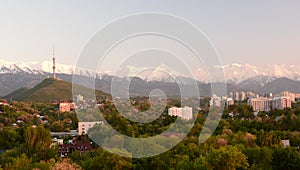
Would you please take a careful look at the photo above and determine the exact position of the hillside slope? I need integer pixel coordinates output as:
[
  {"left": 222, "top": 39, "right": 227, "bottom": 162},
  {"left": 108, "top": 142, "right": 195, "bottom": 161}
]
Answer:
[{"left": 4, "top": 78, "right": 109, "bottom": 102}]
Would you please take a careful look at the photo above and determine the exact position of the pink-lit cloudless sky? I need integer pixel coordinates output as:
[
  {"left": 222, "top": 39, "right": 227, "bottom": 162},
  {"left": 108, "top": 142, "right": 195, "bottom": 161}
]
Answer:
[{"left": 0, "top": 0, "right": 299, "bottom": 66}]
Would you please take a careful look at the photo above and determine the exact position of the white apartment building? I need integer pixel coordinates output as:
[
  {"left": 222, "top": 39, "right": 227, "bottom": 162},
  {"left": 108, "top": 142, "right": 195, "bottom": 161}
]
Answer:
[
  {"left": 248, "top": 98, "right": 270, "bottom": 112},
  {"left": 168, "top": 106, "right": 193, "bottom": 120}
]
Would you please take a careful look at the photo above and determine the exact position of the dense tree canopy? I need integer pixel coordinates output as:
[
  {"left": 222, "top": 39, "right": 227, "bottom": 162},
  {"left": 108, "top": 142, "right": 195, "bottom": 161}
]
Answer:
[{"left": 1, "top": 99, "right": 300, "bottom": 169}]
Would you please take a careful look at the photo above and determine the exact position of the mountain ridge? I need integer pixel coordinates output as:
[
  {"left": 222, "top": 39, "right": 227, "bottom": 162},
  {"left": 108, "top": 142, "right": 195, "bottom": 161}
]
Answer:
[
  {"left": 4, "top": 78, "right": 109, "bottom": 102},
  {"left": 1, "top": 60, "right": 300, "bottom": 83},
  {"left": 1, "top": 60, "right": 300, "bottom": 97}
]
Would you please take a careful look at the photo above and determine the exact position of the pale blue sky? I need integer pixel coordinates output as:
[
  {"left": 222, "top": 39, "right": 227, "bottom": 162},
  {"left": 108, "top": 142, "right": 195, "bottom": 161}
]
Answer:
[{"left": 0, "top": 0, "right": 299, "bottom": 66}]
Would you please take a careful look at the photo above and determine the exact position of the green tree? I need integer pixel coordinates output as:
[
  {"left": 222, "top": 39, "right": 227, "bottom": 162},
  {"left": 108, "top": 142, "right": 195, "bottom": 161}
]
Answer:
[
  {"left": 50, "top": 121, "right": 65, "bottom": 132},
  {"left": 256, "top": 130, "right": 281, "bottom": 147},
  {"left": 175, "top": 155, "right": 193, "bottom": 170},
  {"left": 206, "top": 146, "right": 249, "bottom": 170},
  {"left": 72, "top": 148, "right": 132, "bottom": 170},
  {"left": 0, "top": 129, "right": 21, "bottom": 149},
  {"left": 4, "top": 154, "right": 31, "bottom": 170},
  {"left": 32, "top": 159, "right": 55, "bottom": 170},
  {"left": 271, "top": 147, "right": 300, "bottom": 170},
  {"left": 24, "top": 125, "right": 56, "bottom": 161},
  {"left": 244, "top": 147, "right": 273, "bottom": 170}
]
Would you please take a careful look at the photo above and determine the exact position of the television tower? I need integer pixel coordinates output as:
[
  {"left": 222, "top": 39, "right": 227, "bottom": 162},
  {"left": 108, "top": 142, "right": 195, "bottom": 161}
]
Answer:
[{"left": 52, "top": 45, "right": 56, "bottom": 79}]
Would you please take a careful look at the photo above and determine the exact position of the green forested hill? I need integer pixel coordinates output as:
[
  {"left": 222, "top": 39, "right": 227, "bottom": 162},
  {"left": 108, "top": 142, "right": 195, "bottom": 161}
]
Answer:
[{"left": 4, "top": 78, "right": 109, "bottom": 102}]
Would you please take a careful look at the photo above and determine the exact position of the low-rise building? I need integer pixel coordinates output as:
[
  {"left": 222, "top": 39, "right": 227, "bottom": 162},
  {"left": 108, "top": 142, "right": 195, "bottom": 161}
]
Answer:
[
  {"left": 74, "top": 94, "right": 84, "bottom": 103},
  {"left": 58, "top": 142, "right": 93, "bottom": 157},
  {"left": 51, "top": 138, "right": 64, "bottom": 148},
  {"left": 281, "top": 140, "right": 290, "bottom": 148},
  {"left": 59, "top": 102, "right": 75, "bottom": 112},
  {"left": 78, "top": 121, "right": 104, "bottom": 135},
  {"left": 0, "top": 101, "right": 9, "bottom": 106}
]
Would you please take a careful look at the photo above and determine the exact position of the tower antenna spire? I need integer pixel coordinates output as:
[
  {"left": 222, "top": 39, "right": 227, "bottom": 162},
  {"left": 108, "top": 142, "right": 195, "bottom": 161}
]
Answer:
[{"left": 52, "top": 44, "right": 56, "bottom": 79}]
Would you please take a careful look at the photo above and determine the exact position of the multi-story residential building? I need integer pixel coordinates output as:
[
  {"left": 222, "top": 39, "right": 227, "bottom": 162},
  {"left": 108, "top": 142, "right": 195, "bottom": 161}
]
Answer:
[
  {"left": 283, "top": 91, "right": 295, "bottom": 102},
  {"left": 234, "top": 92, "right": 239, "bottom": 101},
  {"left": 168, "top": 106, "right": 193, "bottom": 120},
  {"left": 246, "top": 91, "right": 256, "bottom": 99},
  {"left": 210, "top": 95, "right": 222, "bottom": 107},
  {"left": 248, "top": 98, "right": 270, "bottom": 112},
  {"left": 276, "top": 91, "right": 296, "bottom": 102},
  {"left": 272, "top": 97, "right": 292, "bottom": 109},
  {"left": 240, "top": 92, "right": 246, "bottom": 101},
  {"left": 78, "top": 121, "right": 104, "bottom": 135},
  {"left": 226, "top": 98, "right": 234, "bottom": 107}
]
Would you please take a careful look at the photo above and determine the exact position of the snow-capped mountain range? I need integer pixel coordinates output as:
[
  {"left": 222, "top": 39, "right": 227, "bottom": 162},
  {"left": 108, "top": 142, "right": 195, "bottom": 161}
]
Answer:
[
  {"left": 1, "top": 60, "right": 300, "bottom": 98},
  {"left": 212, "top": 63, "right": 300, "bottom": 84},
  {"left": 0, "top": 60, "right": 75, "bottom": 75},
  {"left": 1, "top": 60, "right": 300, "bottom": 84}
]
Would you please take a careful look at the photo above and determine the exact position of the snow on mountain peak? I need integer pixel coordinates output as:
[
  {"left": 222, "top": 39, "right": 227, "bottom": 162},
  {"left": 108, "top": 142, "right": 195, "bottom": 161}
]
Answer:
[
  {"left": 232, "top": 63, "right": 242, "bottom": 67},
  {"left": 115, "top": 64, "right": 187, "bottom": 82},
  {"left": 0, "top": 60, "right": 76, "bottom": 75},
  {"left": 194, "top": 63, "right": 300, "bottom": 84},
  {"left": 1, "top": 60, "right": 300, "bottom": 84}
]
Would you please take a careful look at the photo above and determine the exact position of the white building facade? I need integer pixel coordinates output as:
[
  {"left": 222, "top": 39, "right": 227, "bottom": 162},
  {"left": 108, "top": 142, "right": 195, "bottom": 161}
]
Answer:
[
  {"left": 168, "top": 106, "right": 193, "bottom": 120},
  {"left": 248, "top": 98, "right": 270, "bottom": 112}
]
